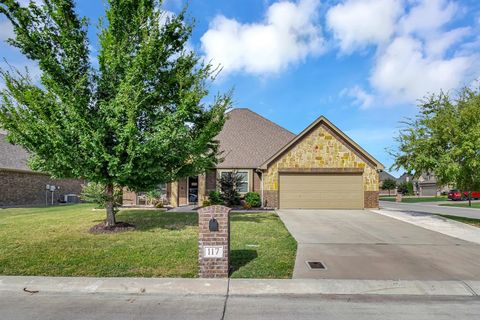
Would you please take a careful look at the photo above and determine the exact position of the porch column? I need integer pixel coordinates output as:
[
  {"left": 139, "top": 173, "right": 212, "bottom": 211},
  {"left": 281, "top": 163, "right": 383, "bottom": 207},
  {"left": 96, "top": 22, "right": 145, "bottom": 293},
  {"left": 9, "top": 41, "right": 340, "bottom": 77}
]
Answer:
[
  {"left": 198, "top": 173, "right": 206, "bottom": 205},
  {"left": 169, "top": 181, "right": 178, "bottom": 207}
]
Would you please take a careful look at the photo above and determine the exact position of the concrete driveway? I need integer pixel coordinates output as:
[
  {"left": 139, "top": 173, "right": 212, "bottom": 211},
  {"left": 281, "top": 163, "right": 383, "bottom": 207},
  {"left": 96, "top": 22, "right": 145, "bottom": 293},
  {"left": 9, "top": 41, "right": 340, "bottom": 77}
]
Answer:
[{"left": 277, "top": 209, "right": 480, "bottom": 280}]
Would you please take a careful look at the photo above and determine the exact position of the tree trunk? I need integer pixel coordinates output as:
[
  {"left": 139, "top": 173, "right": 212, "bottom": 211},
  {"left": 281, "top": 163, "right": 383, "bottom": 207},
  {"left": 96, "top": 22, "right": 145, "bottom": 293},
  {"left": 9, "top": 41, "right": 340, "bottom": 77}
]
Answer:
[
  {"left": 388, "top": 189, "right": 391, "bottom": 196},
  {"left": 105, "top": 183, "right": 116, "bottom": 226},
  {"left": 469, "top": 191, "right": 472, "bottom": 207}
]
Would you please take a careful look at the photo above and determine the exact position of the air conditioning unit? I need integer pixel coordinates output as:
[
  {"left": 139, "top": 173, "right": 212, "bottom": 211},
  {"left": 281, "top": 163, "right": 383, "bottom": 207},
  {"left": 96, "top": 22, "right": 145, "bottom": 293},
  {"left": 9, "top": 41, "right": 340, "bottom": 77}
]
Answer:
[{"left": 64, "top": 194, "right": 79, "bottom": 203}]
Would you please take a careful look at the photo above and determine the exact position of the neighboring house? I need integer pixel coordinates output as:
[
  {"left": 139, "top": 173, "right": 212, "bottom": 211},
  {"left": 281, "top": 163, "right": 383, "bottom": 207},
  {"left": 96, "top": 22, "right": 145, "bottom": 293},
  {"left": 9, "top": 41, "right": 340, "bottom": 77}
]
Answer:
[
  {"left": 0, "top": 134, "right": 85, "bottom": 207},
  {"left": 123, "top": 108, "right": 384, "bottom": 209},
  {"left": 379, "top": 171, "right": 398, "bottom": 195},
  {"left": 397, "top": 172, "right": 449, "bottom": 196}
]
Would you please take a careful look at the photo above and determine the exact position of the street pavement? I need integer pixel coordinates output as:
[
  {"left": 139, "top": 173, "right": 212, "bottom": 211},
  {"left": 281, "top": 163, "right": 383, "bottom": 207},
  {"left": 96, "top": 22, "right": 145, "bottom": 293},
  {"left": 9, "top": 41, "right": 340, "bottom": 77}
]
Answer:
[
  {"left": 277, "top": 209, "right": 480, "bottom": 279},
  {"left": 380, "top": 200, "right": 480, "bottom": 219},
  {"left": 1, "top": 290, "right": 479, "bottom": 320}
]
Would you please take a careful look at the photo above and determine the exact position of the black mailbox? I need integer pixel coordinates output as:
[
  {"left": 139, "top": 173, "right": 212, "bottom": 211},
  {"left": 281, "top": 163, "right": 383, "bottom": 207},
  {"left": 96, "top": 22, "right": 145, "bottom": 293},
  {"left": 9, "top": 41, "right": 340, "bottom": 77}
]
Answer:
[{"left": 209, "top": 217, "right": 219, "bottom": 232}]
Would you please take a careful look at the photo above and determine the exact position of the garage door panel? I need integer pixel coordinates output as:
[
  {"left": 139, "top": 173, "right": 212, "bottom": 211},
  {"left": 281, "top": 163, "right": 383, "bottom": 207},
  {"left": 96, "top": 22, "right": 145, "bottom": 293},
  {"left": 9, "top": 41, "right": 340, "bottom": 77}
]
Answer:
[{"left": 279, "top": 174, "right": 363, "bottom": 209}]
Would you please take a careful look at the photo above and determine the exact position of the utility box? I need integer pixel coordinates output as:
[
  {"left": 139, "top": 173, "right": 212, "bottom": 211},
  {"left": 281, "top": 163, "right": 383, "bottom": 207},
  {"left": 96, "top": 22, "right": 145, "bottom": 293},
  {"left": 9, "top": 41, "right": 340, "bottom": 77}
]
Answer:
[{"left": 198, "top": 205, "right": 231, "bottom": 278}]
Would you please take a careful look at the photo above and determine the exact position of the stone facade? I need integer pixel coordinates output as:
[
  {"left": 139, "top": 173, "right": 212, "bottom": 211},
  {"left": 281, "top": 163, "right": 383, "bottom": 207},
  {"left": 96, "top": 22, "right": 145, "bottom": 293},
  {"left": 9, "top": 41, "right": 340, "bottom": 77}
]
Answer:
[
  {"left": 0, "top": 169, "right": 84, "bottom": 207},
  {"left": 198, "top": 205, "right": 231, "bottom": 278},
  {"left": 263, "top": 123, "right": 379, "bottom": 208}
]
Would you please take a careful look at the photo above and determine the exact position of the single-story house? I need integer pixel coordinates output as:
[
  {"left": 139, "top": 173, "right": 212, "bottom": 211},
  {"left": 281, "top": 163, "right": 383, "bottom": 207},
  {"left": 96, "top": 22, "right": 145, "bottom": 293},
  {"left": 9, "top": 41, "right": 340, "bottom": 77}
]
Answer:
[
  {"left": 123, "top": 108, "right": 384, "bottom": 209},
  {"left": 0, "top": 133, "right": 85, "bottom": 207}
]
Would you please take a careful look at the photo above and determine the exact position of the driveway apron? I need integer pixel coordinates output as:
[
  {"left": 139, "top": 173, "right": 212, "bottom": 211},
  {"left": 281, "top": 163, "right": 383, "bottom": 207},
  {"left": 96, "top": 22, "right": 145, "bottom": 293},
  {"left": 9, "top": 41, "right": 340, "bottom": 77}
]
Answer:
[{"left": 277, "top": 209, "right": 480, "bottom": 280}]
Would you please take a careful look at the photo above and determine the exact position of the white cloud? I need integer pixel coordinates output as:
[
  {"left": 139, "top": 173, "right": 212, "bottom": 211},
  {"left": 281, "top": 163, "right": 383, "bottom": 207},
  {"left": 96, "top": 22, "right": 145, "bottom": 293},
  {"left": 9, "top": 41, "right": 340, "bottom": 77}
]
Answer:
[
  {"left": 370, "top": 36, "right": 472, "bottom": 102},
  {"left": 326, "top": 0, "right": 403, "bottom": 52},
  {"left": 399, "top": 0, "right": 458, "bottom": 35},
  {"left": 341, "top": 85, "right": 374, "bottom": 109},
  {"left": 425, "top": 27, "right": 471, "bottom": 57},
  {"left": 200, "top": 0, "right": 323, "bottom": 75},
  {"left": 328, "top": 0, "right": 479, "bottom": 106}
]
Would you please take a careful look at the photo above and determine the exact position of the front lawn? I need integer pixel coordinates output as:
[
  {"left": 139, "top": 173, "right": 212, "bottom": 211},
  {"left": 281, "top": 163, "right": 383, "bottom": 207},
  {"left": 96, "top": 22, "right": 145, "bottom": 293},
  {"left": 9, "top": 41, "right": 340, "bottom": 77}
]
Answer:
[
  {"left": 380, "top": 196, "right": 447, "bottom": 203},
  {"left": 437, "top": 215, "right": 480, "bottom": 228},
  {"left": 439, "top": 202, "right": 480, "bottom": 209},
  {"left": 0, "top": 204, "right": 296, "bottom": 278}
]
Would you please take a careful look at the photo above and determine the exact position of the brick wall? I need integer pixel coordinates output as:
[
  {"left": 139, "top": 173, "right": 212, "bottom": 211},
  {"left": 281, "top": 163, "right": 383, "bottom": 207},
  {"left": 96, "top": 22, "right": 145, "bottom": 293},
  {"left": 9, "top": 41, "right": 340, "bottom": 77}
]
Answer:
[
  {"left": 263, "top": 190, "right": 278, "bottom": 209},
  {"left": 0, "top": 170, "right": 84, "bottom": 207},
  {"left": 364, "top": 191, "right": 379, "bottom": 208},
  {"left": 198, "top": 205, "right": 231, "bottom": 278}
]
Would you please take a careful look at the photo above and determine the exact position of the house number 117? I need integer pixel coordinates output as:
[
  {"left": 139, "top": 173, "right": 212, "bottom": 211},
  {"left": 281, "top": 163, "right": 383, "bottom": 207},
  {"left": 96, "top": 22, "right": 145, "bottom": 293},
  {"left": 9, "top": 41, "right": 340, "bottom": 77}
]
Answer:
[{"left": 204, "top": 246, "right": 224, "bottom": 258}]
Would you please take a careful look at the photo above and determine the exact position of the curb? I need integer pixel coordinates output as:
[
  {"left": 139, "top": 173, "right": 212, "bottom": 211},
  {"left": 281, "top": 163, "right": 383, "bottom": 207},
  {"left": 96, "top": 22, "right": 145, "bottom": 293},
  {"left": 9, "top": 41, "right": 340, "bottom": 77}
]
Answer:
[
  {"left": 1, "top": 276, "right": 479, "bottom": 296},
  {"left": 229, "top": 279, "right": 479, "bottom": 296},
  {"left": 0, "top": 276, "right": 228, "bottom": 296}
]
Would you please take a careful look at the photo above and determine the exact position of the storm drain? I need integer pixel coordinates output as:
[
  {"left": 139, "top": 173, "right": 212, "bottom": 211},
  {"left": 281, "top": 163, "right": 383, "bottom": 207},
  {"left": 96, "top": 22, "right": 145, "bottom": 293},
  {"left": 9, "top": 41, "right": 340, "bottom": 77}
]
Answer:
[{"left": 306, "top": 261, "right": 326, "bottom": 270}]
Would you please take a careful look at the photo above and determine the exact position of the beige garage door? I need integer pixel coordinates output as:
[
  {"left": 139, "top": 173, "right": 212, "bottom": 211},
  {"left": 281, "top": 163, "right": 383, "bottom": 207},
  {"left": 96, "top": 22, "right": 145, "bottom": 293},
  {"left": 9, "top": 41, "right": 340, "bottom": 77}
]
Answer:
[{"left": 279, "top": 173, "right": 364, "bottom": 209}]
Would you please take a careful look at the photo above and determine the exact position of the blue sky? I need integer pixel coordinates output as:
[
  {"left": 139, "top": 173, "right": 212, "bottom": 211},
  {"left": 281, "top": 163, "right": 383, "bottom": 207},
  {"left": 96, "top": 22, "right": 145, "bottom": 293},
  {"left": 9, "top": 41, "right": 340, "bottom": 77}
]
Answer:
[{"left": 1, "top": 0, "right": 480, "bottom": 176}]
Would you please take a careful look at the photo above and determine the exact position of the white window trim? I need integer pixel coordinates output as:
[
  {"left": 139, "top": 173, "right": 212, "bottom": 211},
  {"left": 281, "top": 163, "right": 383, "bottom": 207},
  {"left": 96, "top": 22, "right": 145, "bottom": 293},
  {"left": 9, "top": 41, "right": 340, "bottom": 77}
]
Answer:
[{"left": 218, "top": 169, "right": 251, "bottom": 194}]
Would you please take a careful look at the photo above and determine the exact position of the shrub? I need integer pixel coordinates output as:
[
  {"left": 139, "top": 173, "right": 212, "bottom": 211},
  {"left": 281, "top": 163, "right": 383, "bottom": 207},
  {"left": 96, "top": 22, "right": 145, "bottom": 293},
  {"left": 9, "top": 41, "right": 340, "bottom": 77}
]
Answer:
[
  {"left": 218, "top": 172, "right": 242, "bottom": 206},
  {"left": 245, "top": 192, "right": 261, "bottom": 207},
  {"left": 208, "top": 191, "right": 223, "bottom": 205},
  {"left": 202, "top": 199, "right": 211, "bottom": 207},
  {"left": 81, "top": 182, "right": 122, "bottom": 208},
  {"left": 397, "top": 181, "right": 414, "bottom": 195},
  {"left": 146, "top": 190, "right": 164, "bottom": 206}
]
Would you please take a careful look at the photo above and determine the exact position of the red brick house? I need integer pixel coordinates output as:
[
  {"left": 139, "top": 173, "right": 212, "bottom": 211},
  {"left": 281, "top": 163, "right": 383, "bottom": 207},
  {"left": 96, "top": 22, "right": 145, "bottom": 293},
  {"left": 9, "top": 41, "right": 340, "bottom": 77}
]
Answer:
[
  {"left": 123, "top": 108, "right": 384, "bottom": 209},
  {"left": 0, "top": 133, "right": 85, "bottom": 207}
]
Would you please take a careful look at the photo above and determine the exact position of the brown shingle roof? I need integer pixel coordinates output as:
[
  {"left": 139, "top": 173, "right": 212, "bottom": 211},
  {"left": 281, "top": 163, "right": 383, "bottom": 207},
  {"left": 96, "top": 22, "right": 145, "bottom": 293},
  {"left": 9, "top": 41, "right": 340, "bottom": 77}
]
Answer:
[
  {"left": 0, "top": 133, "right": 31, "bottom": 171},
  {"left": 215, "top": 108, "right": 295, "bottom": 169}
]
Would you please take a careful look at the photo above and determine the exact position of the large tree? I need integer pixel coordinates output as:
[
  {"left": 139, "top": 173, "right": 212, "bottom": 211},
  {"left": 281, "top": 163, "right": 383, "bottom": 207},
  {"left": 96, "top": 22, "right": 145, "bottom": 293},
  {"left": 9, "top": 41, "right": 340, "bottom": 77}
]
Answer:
[
  {"left": 391, "top": 87, "right": 480, "bottom": 206},
  {"left": 0, "top": 0, "right": 231, "bottom": 225}
]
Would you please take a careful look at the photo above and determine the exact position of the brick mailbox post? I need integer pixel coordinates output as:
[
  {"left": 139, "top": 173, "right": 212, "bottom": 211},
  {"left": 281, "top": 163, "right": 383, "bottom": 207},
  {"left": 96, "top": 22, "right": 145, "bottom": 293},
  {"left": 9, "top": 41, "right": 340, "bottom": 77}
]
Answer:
[{"left": 198, "top": 205, "right": 231, "bottom": 278}]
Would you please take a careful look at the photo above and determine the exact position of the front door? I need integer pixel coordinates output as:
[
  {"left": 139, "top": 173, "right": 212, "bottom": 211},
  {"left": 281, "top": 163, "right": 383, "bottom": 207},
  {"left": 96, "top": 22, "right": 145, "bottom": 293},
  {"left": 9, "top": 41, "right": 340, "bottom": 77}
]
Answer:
[{"left": 188, "top": 177, "right": 199, "bottom": 204}]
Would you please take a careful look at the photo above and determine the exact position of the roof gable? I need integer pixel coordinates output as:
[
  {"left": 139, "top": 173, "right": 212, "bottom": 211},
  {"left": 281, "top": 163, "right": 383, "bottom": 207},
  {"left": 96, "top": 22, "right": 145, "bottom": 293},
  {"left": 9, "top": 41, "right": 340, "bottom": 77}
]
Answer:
[
  {"left": 215, "top": 108, "right": 295, "bottom": 168},
  {"left": 259, "top": 115, "right": 384, "bottom": 170}
]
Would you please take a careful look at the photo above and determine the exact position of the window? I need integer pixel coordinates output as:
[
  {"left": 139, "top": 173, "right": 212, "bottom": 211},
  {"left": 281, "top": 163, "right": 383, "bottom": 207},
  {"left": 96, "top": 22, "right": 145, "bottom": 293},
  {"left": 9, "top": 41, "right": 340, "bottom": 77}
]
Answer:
[
  {"left": 219, "top": 170, "right": 249, "bottom": 193},
  {"left": 158, "top": 183, "right": 167, "bottom": 197}
]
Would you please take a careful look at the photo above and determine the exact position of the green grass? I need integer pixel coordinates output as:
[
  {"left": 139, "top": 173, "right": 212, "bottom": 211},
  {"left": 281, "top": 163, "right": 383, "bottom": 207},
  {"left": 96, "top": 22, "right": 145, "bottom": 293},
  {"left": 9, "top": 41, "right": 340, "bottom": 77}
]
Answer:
[
  {"left": 437, "top": 215, "right": 480, "bottom": 227},
  {"left": 380, "top": 196, "right": 447, "bottom": 203},
  {"left": 0, "top": 204, "right": 296, "bottom": 278},
  {"left": 439, "top": 202, "right": 480, "bottom": 209}
]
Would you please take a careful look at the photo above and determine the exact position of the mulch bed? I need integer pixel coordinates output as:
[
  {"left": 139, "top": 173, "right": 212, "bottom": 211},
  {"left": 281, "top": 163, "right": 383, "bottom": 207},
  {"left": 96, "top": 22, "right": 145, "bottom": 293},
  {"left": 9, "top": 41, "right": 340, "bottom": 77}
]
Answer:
[{"left": 89, "top": 221, "right": 136, "bottom": 234}]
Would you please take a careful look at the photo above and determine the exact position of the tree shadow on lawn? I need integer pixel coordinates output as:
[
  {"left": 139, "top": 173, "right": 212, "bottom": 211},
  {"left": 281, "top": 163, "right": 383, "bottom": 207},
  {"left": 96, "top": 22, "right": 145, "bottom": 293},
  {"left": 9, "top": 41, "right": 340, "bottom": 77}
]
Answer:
[
  {"left": 104, "top": 210, "right": 198, "bottom": 231},
  {"left": 230, "top": 249, "right": 258, "bottom": 273}
]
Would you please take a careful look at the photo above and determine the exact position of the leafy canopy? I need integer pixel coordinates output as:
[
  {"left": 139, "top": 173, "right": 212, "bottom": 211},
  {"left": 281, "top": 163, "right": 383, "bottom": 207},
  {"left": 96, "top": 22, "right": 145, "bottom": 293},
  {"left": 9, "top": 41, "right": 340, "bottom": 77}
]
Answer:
[
  {"left": 391, "top": 87, "right": 480, "bottom": 192},
  {"left": 381, "top": 178, "right": 397, "bottom": 191},
  {"left": 0, "top": 0, "right": 231, "bottom": 193}
]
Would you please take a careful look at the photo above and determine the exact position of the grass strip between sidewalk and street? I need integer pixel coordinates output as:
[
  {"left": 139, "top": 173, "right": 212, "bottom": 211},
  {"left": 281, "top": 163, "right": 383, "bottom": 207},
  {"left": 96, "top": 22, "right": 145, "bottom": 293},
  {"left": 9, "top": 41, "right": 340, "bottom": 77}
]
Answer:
[
  {"left": 0, "top": 204, "right": 296, "bottom": 279},
  {"left": 439, "top": 202, "right": 480, "bottom": 209},
  {"left": 380, "top": 196, "right": 448, "bottom": 203},
  {"left": 437, "top": 214, "right": 480, "bottom": 228}
]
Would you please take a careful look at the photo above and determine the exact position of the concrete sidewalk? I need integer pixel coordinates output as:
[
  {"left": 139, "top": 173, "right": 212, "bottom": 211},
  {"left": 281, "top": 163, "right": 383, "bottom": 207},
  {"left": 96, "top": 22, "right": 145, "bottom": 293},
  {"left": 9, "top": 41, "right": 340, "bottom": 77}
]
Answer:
[
  {"left": 1, "top": 276, "right": 480, "bottom": 297},
  {"left": 372, "top": 209, "right": 480, "bottom": 245},
  {"left": 380, "top": 201, "right": 480, "bottom": 219}
]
